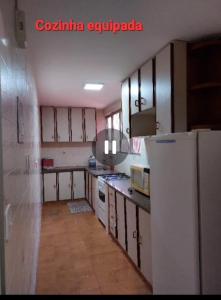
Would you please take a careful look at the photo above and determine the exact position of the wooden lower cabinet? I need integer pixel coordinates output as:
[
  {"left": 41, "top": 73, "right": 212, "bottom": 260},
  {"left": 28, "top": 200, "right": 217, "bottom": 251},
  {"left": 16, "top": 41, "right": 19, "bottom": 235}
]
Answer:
[
  {"left": 116, "top": 192, "right": 126, "bottom": 250},
  {"left": 58, "top": 172, "right": 72, "bottom": 201},
  {"left": 139, "top": 208, "right": 152, "bottom": 284},
  {"left": 92, "top": 176, "right": 98, "bottom": 214},
  {"left": 44, "top": 173, "right": 57, "bottom": 202},
  {"left": 126, "top": 200, "right": 138, "bottom": 266},
  {"left": 88, "top": 174, "right": 92, "bottom": 207},
  {"left": 108, "top": 190, "right": 152, "bottom": 286},
  {"left": 85, "top": 171, "right": 89, "bottom": 200},
  {"left": 109, "top": 187, "right": 117, "bottom": 238},
  {"left": 73, "top": 171, "right": 85, "bottom": 199}
]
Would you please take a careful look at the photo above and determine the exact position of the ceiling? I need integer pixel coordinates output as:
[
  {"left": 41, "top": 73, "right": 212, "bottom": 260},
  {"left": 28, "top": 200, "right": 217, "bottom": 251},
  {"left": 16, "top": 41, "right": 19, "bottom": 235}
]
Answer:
[{"left": 20, "top": 0, "right": 221, "bottom": 109}]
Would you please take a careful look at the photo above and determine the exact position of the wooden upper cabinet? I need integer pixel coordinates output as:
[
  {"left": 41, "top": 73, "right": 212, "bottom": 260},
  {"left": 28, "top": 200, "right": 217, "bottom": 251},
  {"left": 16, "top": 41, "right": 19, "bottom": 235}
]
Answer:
[
  {"left": 41, "top": 107, "right": 55, "bottom": 142},
  {"left": 140, "top": 59, "right": 154, "bottom": 111},
  {"left": 121, "top": 79, "right": 130, "bottom": 140},
  {"left": 85, "top": 108, "right": 96, "bottom": 142},
  {"left": 71, "top": 108, "right": 83, "bottom": 142},
  {"left": 56, "top": 108, "right": 70, "bottom": 142},
  {"left": 130, "top": 70, "right": 140, "bottom": 115},
  {"left": 155, "top": 44, "right": 172, "bottom": 134},
  {"left": 155, "top": 41, "right": 187, "bottom": 134}
]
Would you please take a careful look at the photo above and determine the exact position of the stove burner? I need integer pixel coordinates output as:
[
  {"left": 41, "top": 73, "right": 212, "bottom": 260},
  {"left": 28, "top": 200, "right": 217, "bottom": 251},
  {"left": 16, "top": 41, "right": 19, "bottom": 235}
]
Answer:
[{"left": 100, "top": 173, "right": 130, "bottom": 182}]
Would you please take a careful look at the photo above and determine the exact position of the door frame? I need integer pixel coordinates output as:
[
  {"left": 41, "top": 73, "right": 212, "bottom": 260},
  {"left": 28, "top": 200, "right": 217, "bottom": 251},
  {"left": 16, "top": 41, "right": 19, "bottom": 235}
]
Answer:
[{"left": 0, "top": 57, "right": 6, "bottom": 294}]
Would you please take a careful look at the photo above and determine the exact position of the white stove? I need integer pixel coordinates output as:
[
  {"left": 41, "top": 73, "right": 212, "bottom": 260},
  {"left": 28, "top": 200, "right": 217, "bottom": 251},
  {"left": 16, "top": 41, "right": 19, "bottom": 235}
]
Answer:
[{"left": 97, "top": 173, "right": 129, "bottom": 228}]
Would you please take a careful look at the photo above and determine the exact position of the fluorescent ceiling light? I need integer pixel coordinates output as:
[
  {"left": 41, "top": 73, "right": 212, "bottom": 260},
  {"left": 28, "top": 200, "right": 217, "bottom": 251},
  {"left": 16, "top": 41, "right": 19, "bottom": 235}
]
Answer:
[{"left": 84, "top": 83, "right": 104, "bottom": 91}]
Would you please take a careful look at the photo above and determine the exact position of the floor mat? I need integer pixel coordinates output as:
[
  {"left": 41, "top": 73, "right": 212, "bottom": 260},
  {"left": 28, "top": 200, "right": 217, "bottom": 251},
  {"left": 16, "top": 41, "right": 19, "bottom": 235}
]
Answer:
[{"left": 67, "top": 200, "right": 93, "bottom": 214}]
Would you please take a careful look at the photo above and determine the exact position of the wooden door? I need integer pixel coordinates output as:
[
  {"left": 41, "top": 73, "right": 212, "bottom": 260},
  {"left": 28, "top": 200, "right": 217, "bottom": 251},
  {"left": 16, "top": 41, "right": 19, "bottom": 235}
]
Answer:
[
  {"left": 41, "top": 107, "right": 55, "bottom": 142},
  {"left": 116, "top": 193, "right": 126, "bottom": 250},
  {"left": 44, "top": 173, "right": 57, "bottom": 202},
  {"left": 155, "top": 44, "right": 172, "bottom": 134},
  {"left": 139, "top": 208, "right": 152, "bottom": 284},
  {"left": 56, "top": 108, "right": 70, "bottom": 142},
  {"left": 58, "top": 172, "right": 72, "bottom": 200},
  {"left": 140, "top": 59, "right": 154, "bottom": 111},
  {"left": 126, "top": 200, "right": 138, "bottom": 266},
  {"left": 71, "top": 108, "right": 83, "bottom": 142},
  {"left": 73, "top": 171, "right": 85, "bottom": 199},
  {"left": 85, "top": 108, "right": 96, "bottom": 142}
]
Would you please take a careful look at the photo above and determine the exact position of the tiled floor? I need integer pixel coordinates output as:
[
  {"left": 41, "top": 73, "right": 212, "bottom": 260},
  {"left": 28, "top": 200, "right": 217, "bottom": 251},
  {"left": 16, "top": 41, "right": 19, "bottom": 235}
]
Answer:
[{"left": 37, "top": 201, "right": 152, "bottom": 295}]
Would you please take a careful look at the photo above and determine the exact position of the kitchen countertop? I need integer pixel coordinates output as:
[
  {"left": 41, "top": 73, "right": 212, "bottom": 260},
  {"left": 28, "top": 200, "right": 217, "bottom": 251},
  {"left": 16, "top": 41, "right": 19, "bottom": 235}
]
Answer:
[
  {"left": 42, "top": 165, "right": 118, "bottom": 177},
  {"left": 106, "top": 179, "right": 151, "bottom": 213}
]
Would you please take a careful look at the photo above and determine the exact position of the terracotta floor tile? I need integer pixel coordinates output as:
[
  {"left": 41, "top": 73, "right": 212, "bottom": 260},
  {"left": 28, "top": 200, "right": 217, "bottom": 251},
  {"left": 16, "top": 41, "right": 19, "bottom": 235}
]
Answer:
[{"left": 37, "top": 201, "right": 152, "bottom": 295}]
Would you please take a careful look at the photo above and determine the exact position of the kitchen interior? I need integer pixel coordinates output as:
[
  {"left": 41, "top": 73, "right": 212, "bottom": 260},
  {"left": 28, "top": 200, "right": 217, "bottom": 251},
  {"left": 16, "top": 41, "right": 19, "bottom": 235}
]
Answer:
[{"left": 1, "top": 0, "right": 221, "bottom": 296}]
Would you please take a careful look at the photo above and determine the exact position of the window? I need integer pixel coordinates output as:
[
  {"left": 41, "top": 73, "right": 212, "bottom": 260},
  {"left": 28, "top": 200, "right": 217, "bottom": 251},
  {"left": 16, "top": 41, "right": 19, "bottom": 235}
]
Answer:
[
  {"left": 106, "top": 111, "right": 121, "bottom": 132},
  {"left": 106, "top": 111, "right": 122, "bottom": 152}
]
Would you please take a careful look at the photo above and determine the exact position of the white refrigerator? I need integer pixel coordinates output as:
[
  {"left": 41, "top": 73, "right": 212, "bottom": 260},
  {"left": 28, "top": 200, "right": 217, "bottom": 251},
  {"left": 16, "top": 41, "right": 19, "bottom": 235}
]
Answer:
[{"left": 147, "top": 131, "right": 221, "bottom": 295}]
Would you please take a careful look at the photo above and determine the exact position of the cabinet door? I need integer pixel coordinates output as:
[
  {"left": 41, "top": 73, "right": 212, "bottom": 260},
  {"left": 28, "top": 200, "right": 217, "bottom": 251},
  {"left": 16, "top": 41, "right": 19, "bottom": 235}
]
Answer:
[
  {"left": 126, "top": 200, "right": 138, "bottom": 266},
  {"left": 139, "top": 208, "right": 152, "bottom": 284},
  {"left": 85, "top": 108, "right": 96, "bottom": 142},
  {"left": 130, "top": 70, "right": 140, "bottom": 115},
  {"left": 140, "top": 60, "right": 154, "bottom": 111},
  {"left": 71, "top": 108, "right": 83, "bottom": 142},
  {"left": 56, "top": 108, "right": 70, "bottom": 142},
  {"left": 59, "top": 172, "right": 72, "bottom": 201},
  {"left": 116, "top": 193, "right": 126, "bottom": 250},
  {"left": 121, "top": 79, "right": 130, "bottom": 138},
  {"left": 109, "top": 188, "right": 116, "bottom": 238},
  {"left": 88, "top": 174, "right": 92, "bottom": 206},
  {"left": 41, "top": 107, "right": 55, "bottom": 142},
  {"left": 156, "top": 44, "right": 172, "bottom": 134},
  {"left": 85, "top": 171, "right": 89, "bottom": 200},
  {"left": 73, "top": 171, "right": 85, "bottom": 199},
  {"left": 92, "top": 176, "right": 98, "bottom": 214},
  {"left": 44, "top": 173, "right": 57, "bottom": 202}
]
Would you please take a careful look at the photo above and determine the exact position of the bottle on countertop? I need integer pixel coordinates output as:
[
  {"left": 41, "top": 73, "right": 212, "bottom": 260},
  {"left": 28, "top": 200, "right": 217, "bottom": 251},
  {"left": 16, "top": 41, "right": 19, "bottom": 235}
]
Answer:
[{"left": 88, "top": 155, "right": 96, "bottom": 169}]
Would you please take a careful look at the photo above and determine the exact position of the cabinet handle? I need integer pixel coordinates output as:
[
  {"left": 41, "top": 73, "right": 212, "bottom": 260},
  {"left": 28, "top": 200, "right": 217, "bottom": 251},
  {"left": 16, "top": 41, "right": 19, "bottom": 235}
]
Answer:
[
  {"left": 126, "top": 128, "right": 130, "bottom": 135},
  {"left": 132, "top": 231, "right": 137, "bottom": 239},
  {"left": 156, "top": 121, "right": 160, "bottom": 130},
  {"left": 140, "top": 97, "right": 146, "bottom": 106},
  {"left": 135, "top": 100, "right": 139, "bottom": 107},
  {"left": 138, "top": 235, "right": 143, "bottom": 245}
]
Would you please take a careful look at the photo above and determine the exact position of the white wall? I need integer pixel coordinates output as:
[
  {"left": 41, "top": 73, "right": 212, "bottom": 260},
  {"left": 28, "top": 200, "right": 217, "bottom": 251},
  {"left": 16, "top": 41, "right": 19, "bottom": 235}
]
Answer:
[
  {"left": 0, "top": 1, "right": 41, "bottom": 294},
  {"left": 115, "top": 138, "right": 149, "bottom": 176}
]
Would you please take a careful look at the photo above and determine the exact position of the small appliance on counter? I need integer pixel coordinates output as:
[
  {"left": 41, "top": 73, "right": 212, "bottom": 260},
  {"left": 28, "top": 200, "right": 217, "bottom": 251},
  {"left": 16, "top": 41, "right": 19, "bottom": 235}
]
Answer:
[
  {"left": 42, "top": 158, "right": 54, "bottom": 169},
  {"left": 88, "top": 155, "right": 96, "bottom": 169},
  {"left": 130, "top": 164, "right": 150, "bottom": 196}
]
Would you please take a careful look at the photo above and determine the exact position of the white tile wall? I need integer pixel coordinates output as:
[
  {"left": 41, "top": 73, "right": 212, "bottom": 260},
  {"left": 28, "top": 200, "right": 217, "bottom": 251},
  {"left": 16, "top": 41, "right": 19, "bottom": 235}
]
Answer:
[
  {"left": 0, "top": 1, "right": 41, "bottom": 294},
  {"left": 41, "top": 144, "right": 94, "bottom": 167}
]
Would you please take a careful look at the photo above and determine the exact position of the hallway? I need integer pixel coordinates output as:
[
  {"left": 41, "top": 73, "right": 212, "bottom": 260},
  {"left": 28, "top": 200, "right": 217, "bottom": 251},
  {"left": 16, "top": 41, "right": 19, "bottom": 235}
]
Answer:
[{"left": 37, "top": 202, "right": 152, "bottom": 295}]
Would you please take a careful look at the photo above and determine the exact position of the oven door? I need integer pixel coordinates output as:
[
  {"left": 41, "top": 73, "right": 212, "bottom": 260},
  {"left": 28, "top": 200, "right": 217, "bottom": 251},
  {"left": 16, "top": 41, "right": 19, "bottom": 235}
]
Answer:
[{"left": 99, "top": 190, "right": 105, "bottom": 203}]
